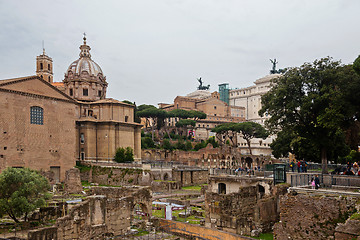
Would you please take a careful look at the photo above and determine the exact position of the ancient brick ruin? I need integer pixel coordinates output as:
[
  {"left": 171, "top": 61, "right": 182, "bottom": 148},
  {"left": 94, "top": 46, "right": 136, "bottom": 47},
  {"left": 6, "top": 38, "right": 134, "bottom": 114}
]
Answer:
[
  {"left": 205, "top": 175, "right": 288, "bottom": 236},
  {"left": 273, "top": 193, "right": 360, "bottom": 240},
  {"left": 28, "top": 186, "right": 152, "bottom": 240}
]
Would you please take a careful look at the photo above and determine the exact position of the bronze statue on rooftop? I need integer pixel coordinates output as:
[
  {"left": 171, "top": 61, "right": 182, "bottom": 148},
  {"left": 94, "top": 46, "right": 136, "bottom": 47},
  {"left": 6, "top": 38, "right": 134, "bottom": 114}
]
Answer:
[
  {"left": 197, "top": 77, "right": 210, "bottom": 90},
  {"left": 270, "top": 59, "right": 285, "bottom": 74}
]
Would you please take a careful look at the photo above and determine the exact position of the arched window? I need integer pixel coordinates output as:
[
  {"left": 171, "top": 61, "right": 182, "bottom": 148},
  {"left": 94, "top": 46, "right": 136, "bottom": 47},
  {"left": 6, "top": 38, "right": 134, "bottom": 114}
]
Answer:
[
  {"left": 40, "top": 63, "right": 43, "bottom": 70},
  {"left": 30, "top": 106, "right": 44, "bottom": 125},
  {"left": 48, "top": 64, "right": 50, "bottom": 71},
  {"left": 48, "top": 76, "right": 51, "bottom": 82}
]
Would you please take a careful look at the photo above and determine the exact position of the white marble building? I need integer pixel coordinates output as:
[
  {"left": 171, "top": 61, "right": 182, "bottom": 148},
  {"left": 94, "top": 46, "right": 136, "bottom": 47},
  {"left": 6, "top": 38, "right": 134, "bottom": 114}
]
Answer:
[{"left": 229, "top": 74, "right": 281, "bottom": 156}]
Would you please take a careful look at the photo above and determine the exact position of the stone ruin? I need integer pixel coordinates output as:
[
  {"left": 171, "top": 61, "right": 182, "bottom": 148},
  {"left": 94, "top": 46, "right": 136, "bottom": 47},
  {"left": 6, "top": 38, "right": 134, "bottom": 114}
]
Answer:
[
  {"left": 27, "top": 186, "right": 152, "bottom": 240},
  {"left": 205, "top": 175, "right": 288, "bottom": 236},
  {"left": 273, "top": 192, "right": 360, "bottom": 240}
]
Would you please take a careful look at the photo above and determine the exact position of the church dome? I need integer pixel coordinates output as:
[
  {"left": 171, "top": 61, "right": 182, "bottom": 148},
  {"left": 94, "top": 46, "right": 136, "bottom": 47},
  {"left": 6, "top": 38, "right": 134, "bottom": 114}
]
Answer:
[
  {"left": 63, "top": 35, "right": 108, "bottom": 102},
  {"left": 67, "top": 57, "right": 103, "bottom": 76},
  {"left": 65, "top": 36, "right": 104, "bottom": 79}
]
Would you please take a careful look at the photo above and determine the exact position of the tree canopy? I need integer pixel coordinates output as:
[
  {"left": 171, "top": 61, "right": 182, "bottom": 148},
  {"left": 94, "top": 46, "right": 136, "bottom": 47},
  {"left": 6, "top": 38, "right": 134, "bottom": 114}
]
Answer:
[
  {"left": 233, "top": 122, "right": 268, "bottom": 155},
  {"left": 259, "top": 57, "right": 360, "bottom": 173},
  {"left": 0, "top": 168, "right": 50, "bottom": 223},
  {"left": 211, "top": 122, "right": 268, "bottom": 154}
]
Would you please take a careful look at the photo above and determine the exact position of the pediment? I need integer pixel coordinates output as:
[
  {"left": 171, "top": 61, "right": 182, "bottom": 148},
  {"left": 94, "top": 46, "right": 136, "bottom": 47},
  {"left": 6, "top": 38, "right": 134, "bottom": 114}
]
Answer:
[{"left": 0, "top": 76, "right": 73, "bottom": 101}]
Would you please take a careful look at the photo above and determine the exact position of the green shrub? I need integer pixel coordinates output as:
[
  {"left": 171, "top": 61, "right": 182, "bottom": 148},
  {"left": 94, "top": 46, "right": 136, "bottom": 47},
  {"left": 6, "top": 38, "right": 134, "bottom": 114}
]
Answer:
[
  {"left": 185, "top": 141, "right": 192, "bottom": 151},
  {"left": 162, "top": 139, "right": 173, "bottom": 150},
  {"left": 141, "top": 137, "right": 156, "bottom": 149},
  {"left": 114, "top": 147, "right": 134, "bottom": 163}
]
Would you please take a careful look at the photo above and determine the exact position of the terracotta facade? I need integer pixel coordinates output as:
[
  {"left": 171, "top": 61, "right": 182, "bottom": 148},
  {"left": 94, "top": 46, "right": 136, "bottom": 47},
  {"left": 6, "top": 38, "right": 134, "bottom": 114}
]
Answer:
[
  {"left": 0, "top": 37, "right": 142, "bottom": 181},
  {"left": 160, "top": 90, "right": 245, "bottom": 140}
]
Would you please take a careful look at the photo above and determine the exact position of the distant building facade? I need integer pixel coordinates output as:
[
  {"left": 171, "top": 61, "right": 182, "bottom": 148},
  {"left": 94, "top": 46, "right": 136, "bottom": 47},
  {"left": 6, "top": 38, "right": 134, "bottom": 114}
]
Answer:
[
  {"left": 0, "top": 37, "right": 141, "bottom": 181},
  {"left": 228, "top": 74, "right": 281, "bottom": 156},
  {"left": 159, "top": 89, "right": 245, "bottom": 140}
]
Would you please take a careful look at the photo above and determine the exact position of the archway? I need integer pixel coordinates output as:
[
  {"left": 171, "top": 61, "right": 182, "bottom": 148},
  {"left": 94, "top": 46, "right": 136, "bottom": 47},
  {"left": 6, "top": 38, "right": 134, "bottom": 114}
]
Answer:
[
  {"left": 154, "top": 152, "right": 161, "bottom": 160},
  {"left": 144, "top": 151, "right": 151, "bottom": 160},
  {"left": 163, "top": 173, "right": 169, "bottom": 181},
  {"left": 131, "top": 202, "right": 150, "bottom": 224}
]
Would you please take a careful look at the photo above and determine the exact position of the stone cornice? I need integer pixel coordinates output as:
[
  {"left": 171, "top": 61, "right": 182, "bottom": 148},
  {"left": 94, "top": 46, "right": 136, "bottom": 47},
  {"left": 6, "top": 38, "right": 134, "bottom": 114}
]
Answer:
[{"left": 0, "top": 86, "right": 78, "bottom": 104}]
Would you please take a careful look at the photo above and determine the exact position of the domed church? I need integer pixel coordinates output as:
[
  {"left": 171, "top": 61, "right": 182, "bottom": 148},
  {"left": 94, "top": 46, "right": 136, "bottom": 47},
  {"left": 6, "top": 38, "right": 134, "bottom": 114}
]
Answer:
[{"left": 0, "top": 36, "right": 142, "bottom": 182}]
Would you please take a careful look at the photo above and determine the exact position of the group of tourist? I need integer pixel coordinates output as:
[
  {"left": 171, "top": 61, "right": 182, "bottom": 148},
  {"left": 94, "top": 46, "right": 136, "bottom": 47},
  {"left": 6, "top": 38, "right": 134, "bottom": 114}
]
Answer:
[
  {"left": 332, "top": 161, "right": 360, "bottom": 175},
  {"left": 289, "top": 160, "right": 308, "bottom": 173}
]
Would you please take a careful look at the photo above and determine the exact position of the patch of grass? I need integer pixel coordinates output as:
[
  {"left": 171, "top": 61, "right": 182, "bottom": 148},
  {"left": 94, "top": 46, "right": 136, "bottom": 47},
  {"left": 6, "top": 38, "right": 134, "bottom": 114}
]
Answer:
[
  {"left": 181, "top": 185, "right": 202, "bottom": 191},
  {"left": 75, "top": 162, "right": 92, "bottom": 172},
  {"left": 154, "top": 179, "right": 177, "bottom": 183},
  {"left": 250, "top": 233, "right": 274, "bottom": 240},
  {"left": 350, "top": 212, "right": 360, "bottom": 220},
  {"left": 152, "top": 209, "right": 165, "bottom": 218},
  {"left": 81, "top": 181, "right": 91, "bottom": 187},
  {"left": 133, "top": 228, "right": 149, "bottom": 236}
]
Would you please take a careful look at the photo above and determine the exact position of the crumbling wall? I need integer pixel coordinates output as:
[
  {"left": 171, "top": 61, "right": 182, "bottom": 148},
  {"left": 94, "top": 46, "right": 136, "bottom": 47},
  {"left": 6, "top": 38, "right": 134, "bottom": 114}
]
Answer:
[
  {"left": 205, "top": 184, "right": 287, "bottom": 236},
  {"left": 151, "top": 180, "right": 181, "bottom": 192},
  {"left": 56, "top": 196, "right": 108, "bottom": 239},
  {"left": 172, "top": 169, "right": 208, "bottom": 186},
  {"left": 273, "top": 194, "right": 358, "bottom": 240},
  {"left": 335, "top": 218, "right": 360, "bottom": 239},
  {"left": 79, "top": 165, "right": 149, "bottom": 186},
  {"left": 64, "top": 168, "right": 82, "bottom": 193},
  {"left": 28, "top": 227, "right": 58, "bottom": 240},
  {"left": 27, "top": 186, "right": 152, "bottom": 240}
]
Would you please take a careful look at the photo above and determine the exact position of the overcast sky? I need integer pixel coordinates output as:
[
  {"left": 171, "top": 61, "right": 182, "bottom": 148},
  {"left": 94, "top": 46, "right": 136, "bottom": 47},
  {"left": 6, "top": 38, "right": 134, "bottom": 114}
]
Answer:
[{"left": 0, "top": 0, "right": 359, "bottom": 106}]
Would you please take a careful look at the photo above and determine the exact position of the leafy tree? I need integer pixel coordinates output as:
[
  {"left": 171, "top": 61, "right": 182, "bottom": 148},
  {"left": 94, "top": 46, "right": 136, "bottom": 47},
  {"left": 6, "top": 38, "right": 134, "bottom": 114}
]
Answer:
[
  {"left": 175, "top": 140, "right": 186, "bottom": 150},
  {"left": 122, "top": 100, "right": 134, "bottom": 105},
  {"left": 185, "top": 141, "right": 193, "bottom": 151},
  {"left": 259, "top": 57, "right": 360, "bottom": 173},
  {"left": 188, "top": 110, "right": 207, "bottom": 120},
  {"left": 354, "top": 55, "right": 360, "bottom": 75},
  {"left": 114, "top": 147, "right": 134, "bottom": 162},
  {"left": 269, "top": 129, "right": 294, "bottom": 159},
  {"left": 211, "top": 123, "right": 237, "bottom": 146},
  {"left": 137, "top": 105, "right": 166, "bottom": 140},
  {"left": 207, "top": 136, "right": 219, "bottom": 148},
  {"left": 162, "top": 139, "right": 173, "bottom": 150},
  {"left": 233, "top": 122, "right": 269, "bottom": 155},
  {"left": 194, "top": 141, "right": 207, "bottom": 151},
  {"left": 175, "top": 119, "right": 196, "bottom": 137},
  {"left": 141, "top": 137, "right": 156, "bottom": 149},
  {"left": 0, "top": 168, "right": 50, "bottom": 223}
]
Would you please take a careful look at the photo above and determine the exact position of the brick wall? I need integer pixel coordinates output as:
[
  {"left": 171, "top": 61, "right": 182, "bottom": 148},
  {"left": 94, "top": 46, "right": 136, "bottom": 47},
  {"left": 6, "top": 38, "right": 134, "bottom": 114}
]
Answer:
[
  {"left": 0, "top": 87, "right": 77, "bottom": 181},
  {"left": 273, "top": 194, "right": 359, "bottom": 240}
]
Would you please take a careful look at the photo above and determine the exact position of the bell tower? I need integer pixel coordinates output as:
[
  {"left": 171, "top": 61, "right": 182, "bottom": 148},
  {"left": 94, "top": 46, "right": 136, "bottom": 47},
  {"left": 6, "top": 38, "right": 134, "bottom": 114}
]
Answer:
[{"left": 36, "top": 45, "right": 53, "bottom": 83}]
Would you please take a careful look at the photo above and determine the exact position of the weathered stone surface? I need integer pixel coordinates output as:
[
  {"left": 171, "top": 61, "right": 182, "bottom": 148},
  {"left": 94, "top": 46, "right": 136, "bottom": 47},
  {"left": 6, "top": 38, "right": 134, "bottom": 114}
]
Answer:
[
  {"left": 27, "top": 186, "right": 152, "bottom": 240},
  {"left": 335, "top": 219, "right": 360, "bottom": 239},
  {"left": 64, "top": 168, "right": 82, "bottom": 193},
  {"left": 273, "top": 194, "right": 359, "bottom": 240},
  {"left": 28, "top": 227, "right": 57, "bottom": 240},
  {"left": 172, "top": 168, "right": 208, "bottom": 187},
  {"left": 205, "top": 183, "right": 285, "bottom": 236}
]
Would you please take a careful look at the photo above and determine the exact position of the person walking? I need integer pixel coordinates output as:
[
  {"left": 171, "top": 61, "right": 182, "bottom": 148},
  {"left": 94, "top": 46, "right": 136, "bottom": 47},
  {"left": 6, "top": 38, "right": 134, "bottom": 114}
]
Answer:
[
  {"left": 311, "top": 177, "right": 315, "bottom": 189},
  {"left": 297, "top": 161, "right": 301, "bottom": 173},
  {"left": 315, "top": 175, "right": 320, "bottom": 189}
]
